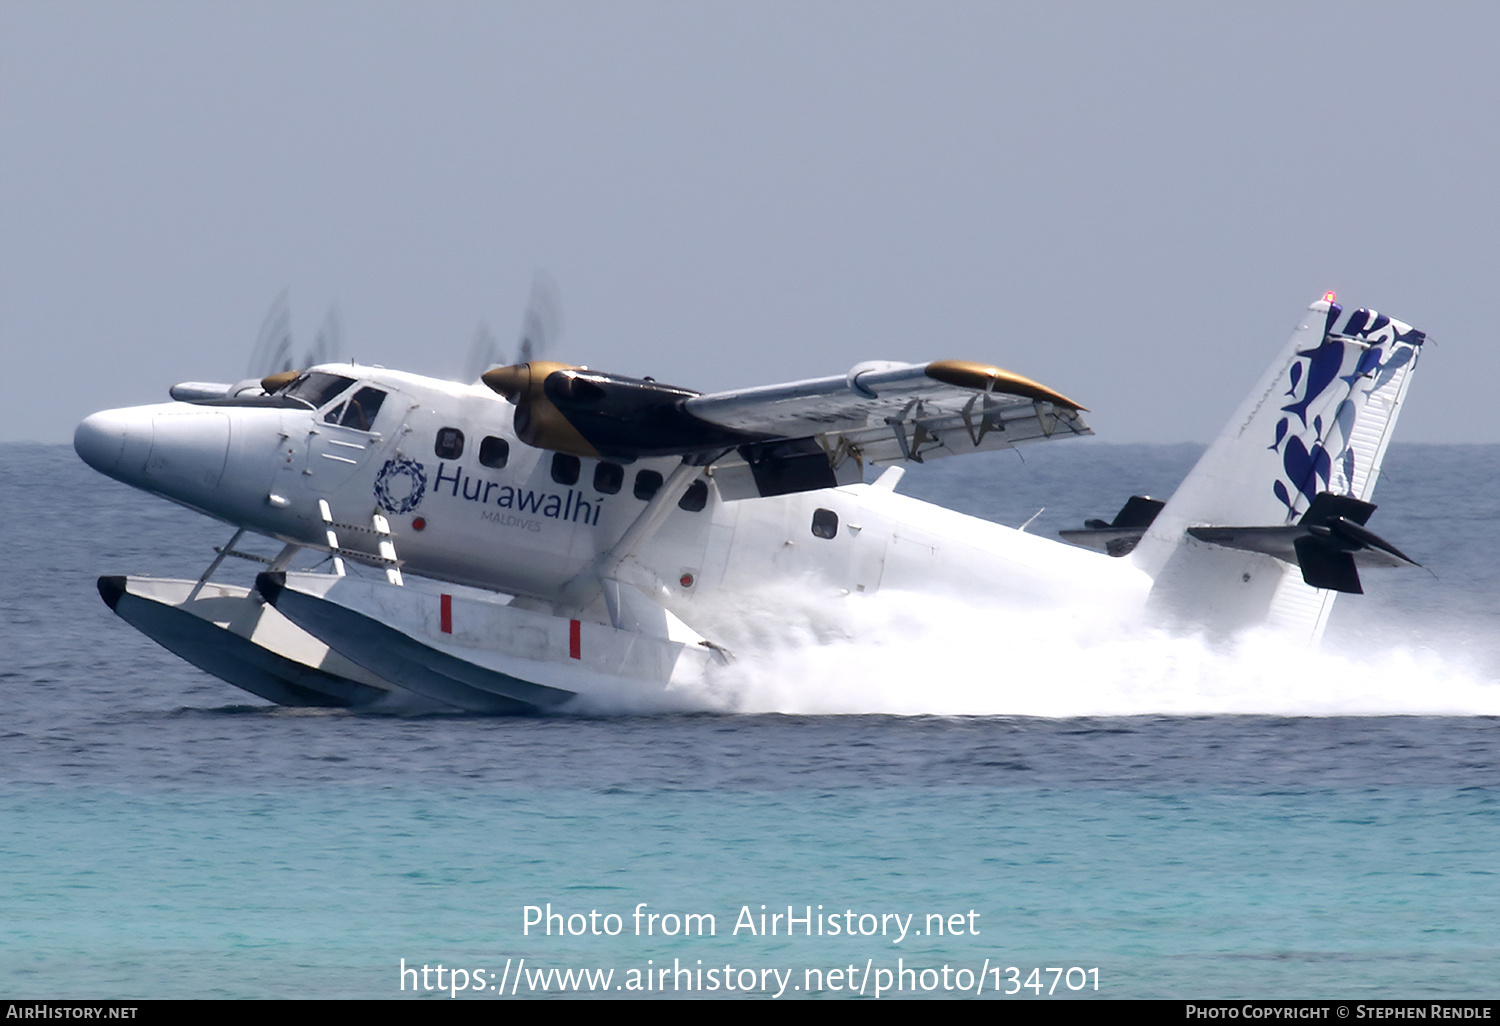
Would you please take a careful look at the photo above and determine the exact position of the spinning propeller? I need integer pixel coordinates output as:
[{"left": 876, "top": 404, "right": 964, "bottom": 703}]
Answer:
[
  {"left": 168, "top": 291, "right": 345, "bottom": 402},
  {"left": 475, "top": 274, "right": 731, "bottom": 459},
  {"left": 248, "top": 291, "right": 344, "bottom": 394},
  {"left": 461, "top": 271, "right": 562, "bottom": 383}
]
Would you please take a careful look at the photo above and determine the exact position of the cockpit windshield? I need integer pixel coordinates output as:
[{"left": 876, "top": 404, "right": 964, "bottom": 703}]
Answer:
[{"left": 279, "top": 372, "right": 357, "bottom": 409}]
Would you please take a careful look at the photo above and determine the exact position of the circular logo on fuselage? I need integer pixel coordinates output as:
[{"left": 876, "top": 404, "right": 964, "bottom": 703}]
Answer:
[{"left": 374, "top": 456, "right": 428, "bottom": 514}]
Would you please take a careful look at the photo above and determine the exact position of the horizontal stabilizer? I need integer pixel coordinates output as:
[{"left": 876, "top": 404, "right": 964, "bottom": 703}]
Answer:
[
  {"left": 1059, "top": 495, "right": 1164, "bottom": 557},
  {"left": 1186, "top": 492, "right": 1418, "bottom": 594}
]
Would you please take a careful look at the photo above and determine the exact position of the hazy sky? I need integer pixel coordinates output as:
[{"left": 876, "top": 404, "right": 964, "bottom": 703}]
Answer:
[{"left": 3, "top": 0, "right": 1496, "bottom": 444}]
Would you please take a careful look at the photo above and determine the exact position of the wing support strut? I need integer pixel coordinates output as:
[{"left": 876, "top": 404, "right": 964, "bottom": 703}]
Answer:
[{"left": 561, "top": 460, "right": 702, "bottom": 626}]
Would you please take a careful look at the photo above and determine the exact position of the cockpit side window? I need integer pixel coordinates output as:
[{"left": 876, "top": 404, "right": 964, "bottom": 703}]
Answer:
[
  {"left": 284, "top": 372, "right": 357, "bottom": 409},
  {"left": 334, "top": 387, "right": 387, "bottom": 431}
]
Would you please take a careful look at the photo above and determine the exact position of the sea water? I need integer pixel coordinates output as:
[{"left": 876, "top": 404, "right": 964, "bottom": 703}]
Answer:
[{"left": 1, "top": 442, "right": 1497, "bottom": 999}]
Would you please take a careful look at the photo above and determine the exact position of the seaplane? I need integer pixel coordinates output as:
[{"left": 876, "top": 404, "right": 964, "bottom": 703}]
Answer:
[{"left": 74, "top": 292, "right": 1426, "bottom": 713}]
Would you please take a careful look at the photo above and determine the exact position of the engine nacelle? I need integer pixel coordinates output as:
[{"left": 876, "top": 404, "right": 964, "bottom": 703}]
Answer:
[{"left": 482, "top": 362, "right": 749, "bottom": 459}]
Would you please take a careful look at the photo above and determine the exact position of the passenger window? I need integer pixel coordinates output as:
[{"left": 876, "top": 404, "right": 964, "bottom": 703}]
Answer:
[
  {"left": 594, "top": 461, "right": 624, "bottom": 494},
  {"left": 634, "top": 469, "right": 663, "bottom": 501},
  {"left": 551, "top": 453, "right": 580, "bottom": 486},
  {"left": 678, "top": 480, "right": 708, "bottom": 512},
  {"left": 435, "top": 427, "right": 464, "bottom": 459},
  {"left": 812, "top": 508, "right": 839, "bottom": 539},
  {"left": 338, "top": 387, "right": 386, "bottom": 431},
  {"left": 479, "top": 436, "right": 510, "bottom": 469}
]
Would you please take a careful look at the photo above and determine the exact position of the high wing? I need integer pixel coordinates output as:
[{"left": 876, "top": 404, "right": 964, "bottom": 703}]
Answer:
[
  {"left": 689, "top": 359, "right": 1087, "bottom": 459},
  {"left": 688, "top": 359, "right": 1090, "bottom": 498},
  {"left": 483, "top": 357, "right": 1090, "bottom": 499}
]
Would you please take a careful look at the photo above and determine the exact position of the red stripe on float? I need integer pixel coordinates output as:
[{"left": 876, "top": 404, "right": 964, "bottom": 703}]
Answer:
[
  {"left": 569, "top": 619, "right": 581, "bottom": 659},
  {"left": 440, "top": 594, "right": 452, "bottom": 634}
]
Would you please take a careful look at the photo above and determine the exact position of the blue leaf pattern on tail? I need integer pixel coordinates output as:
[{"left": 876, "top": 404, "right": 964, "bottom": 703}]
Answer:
[
  {"left": 1282, "top": 339, "right": 1345, "bottom": 428},
  {"left": 1281, "top": 436, "right": 1331, "bottom": 509},
  {"left": 1269, "top": 417, "right": 1289, "bottom": 452},
  {"left": 1269, "top": 307, "right": 1422, "bottom": 517}
]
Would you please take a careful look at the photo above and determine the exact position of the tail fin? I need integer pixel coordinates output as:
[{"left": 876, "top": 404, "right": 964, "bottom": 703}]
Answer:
[{"left": 1132, "top": 294, "right": 1426, "bottom": 641}]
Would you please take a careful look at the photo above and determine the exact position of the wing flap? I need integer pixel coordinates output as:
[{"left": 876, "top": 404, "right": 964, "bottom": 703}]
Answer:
[
  {"left": 686, "top": 359, "right": 1082, "bottom": 434},
  {"left": 687, "top": 359, "right": 1091, "bottom": 473}
]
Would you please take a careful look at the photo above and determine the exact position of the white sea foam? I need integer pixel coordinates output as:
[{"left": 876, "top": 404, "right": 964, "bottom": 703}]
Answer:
[{"left": 635, "top": 586, "right": 1500, "bottom": 718}]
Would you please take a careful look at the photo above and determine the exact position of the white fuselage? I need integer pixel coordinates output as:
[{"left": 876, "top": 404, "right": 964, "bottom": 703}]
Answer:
[{"left": 74, "top": 364, "right": 1151, "bottom": 632}]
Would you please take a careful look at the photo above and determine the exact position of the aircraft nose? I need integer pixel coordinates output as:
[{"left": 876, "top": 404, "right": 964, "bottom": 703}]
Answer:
[{"left": 74, "top": 408, "right": 150, "bottom": 480}]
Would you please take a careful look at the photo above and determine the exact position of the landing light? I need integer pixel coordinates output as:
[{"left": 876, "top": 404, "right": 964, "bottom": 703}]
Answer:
[{"left": 1323, "top": 291, "right": 1337, "bottom": 303}]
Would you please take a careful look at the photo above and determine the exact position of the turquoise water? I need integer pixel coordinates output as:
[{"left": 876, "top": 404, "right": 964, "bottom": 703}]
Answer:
[
  {"left": 2, "top": 444, "right": 1498, "bottom": 999},
  {"left": 6, "top": 781, "right": 1498, "bottom": 998}
]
